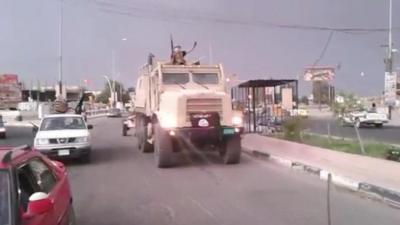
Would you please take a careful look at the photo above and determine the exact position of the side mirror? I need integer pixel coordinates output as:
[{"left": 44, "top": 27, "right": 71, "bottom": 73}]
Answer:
[
  {"left": 87, "top": 124, "right": 93, "bottom": 130},
  {"left": 51, "top": 160, "right": 66, "bottom": 173},
  {"left": 23, "top": 192, "right": 53, "bottom": 218}
]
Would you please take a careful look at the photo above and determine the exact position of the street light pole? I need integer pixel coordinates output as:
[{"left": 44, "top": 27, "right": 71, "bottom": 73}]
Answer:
[
  {"left": 388, "top": 0, "right": 393, "bottom": 73},
  {"left": 58, "top": 0, "right": 64, "bottom": 98},
  {"left": 103, "top": 75, "right": 114, "bottom": 105}
]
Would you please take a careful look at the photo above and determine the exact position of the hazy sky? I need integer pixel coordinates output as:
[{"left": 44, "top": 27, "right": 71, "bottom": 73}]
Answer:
[{"left": 0, "top": 0, "right": 399, "bottom": 96}]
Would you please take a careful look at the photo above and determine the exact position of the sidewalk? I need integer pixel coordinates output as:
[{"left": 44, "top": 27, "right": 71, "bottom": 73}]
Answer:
[{"left": 242, "top": 134, "right": 400, "bottom": 206}]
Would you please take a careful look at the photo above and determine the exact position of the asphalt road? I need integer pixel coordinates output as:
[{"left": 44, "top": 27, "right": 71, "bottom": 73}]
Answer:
[
  {"left": 2, "top": 118, "right": 400, "bottom": 225},
  {"left": 304, "top": 117, "right": 400, "bottom": 145}
]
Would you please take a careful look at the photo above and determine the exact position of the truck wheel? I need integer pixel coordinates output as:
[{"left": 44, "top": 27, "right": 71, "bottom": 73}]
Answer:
[
  {"left": 136, "top": 116, "right": 153, "bottom": 153},
  {"left": 154, "top": 124, "right": 174, "bottom": 168},
  {"left": 80, "top": 153, "right": 91, "bottom": 163},
  {"left": 122, "top": 124, "right": 128, "bottom": 136},
  {"left": 220, "top": 135, "right": 241, "bottom": 164}
]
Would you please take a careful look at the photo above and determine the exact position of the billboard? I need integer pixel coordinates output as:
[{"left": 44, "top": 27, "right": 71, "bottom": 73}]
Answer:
[
  {"left": 0, "top": 74, "right": 18, "bottom": 84},
  {"left": 304, "top": 67, "right": 335, "bottom": 81},
  {"left": 0, "top": 74, "right": 22, "bottom": 108}
]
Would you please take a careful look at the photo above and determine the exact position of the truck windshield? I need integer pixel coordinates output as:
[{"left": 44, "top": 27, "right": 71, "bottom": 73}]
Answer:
[
  {"left": 0, "top": 170, "right": 11, "bottom": 225},
  {"left": 162, "top": 73, "right": 189, "bottom": 85},
  {"left": 192, "top": 73, "right": 219, "bottom": 84},
  {"left": 40, "top": 117, "right": 86, "bottom": 131}
]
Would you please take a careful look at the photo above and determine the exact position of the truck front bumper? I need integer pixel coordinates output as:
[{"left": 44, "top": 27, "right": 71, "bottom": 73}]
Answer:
[
  {"left": 168, "top": 126, "right": 242, "bottom": 142},
  {"left": 34, "top": 143, "right": 91, "bottom": 159}
]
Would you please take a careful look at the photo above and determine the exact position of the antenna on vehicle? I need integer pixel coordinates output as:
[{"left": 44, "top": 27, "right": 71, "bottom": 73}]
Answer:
[{"left": 1, "top": 145, "right": 31, "bottom": 164}]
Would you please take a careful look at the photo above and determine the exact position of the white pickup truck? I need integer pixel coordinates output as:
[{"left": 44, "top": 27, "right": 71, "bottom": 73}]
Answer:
[
  {"left": 341, "top": 110, "right": 389, "bottom": 128},
  {"left": 33, "top": 114, "right": 93, "bottom": 162}
]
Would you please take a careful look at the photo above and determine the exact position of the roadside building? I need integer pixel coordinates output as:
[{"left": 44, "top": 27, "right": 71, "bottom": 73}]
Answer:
[{"left": 0, "top": 74, "right": 22, "bottom": 109}]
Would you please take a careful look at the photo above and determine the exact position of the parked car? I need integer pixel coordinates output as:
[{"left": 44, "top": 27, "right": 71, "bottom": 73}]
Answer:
[
  {"left": 289, "top": 108, "right": 309, "bottom": 118},
  {"left": 0, "top": 115, "right": 6, "bottom": 138},
  {"left": 122, "top": 115, "right": 135, "bottom": 136},
  {"left": 340, "top": 110, "right": 389, "bottom": 128},
  {"left": 33, "top": 114, "right": 93, "bottom": 162},
  {"left": 107, "top": 108, "right": 122, "bottom": 117},
  {"left": 0, "top": 145, "right": 76, "bottom": 225}
]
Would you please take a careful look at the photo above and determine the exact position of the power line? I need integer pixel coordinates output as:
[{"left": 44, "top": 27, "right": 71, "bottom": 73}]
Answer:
[
  {"left": 313, "top": 31, "right": 335, "bottom": 66},
  {"left": 84, "top": 0, "right": 400, "bottom": 34}
]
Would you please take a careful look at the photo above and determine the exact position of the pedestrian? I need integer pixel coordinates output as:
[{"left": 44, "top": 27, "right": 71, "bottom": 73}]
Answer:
[{"left": 170, "top": 45, "right": 187, "bottom": 65}]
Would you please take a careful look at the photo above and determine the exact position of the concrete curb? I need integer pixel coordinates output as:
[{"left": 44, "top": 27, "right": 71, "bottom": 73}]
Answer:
[{"left": 242, "top": 147, "right": 400, "bottom": 209}]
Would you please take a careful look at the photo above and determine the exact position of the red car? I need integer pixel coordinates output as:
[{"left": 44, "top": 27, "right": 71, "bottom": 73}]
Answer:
[{"left": 0, "top": 145, "right": 75, "bottom": 225}]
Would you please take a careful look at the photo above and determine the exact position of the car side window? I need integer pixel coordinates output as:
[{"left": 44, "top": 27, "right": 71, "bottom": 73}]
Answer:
[
  {"left": 28, "top": 159, "right": 57, "bottom": 193},
  {"left": 16, "top": 164, "right": 41, "bottom": 212}
]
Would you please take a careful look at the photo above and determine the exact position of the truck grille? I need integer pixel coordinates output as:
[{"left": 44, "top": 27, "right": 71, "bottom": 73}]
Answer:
[
  {"left": 186, "top": 98, "right": 223, "bottom": 121},
  {"left": 49, "top": 138, "right": 76, "bottom": 144}
]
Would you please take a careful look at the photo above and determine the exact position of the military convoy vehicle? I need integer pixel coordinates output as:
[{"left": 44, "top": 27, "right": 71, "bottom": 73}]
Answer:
[{"left": 133, "top": 52, "right": 243, "bottom": 168}]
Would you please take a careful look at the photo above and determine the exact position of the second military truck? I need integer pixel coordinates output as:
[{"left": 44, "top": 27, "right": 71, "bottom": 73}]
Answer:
[{"left": 133, "top": 55, "right": 243, "bottom": 168}]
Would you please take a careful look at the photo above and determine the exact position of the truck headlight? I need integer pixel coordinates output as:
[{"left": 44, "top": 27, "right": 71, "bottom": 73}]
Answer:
[
  {"left": 232, "top": 116, "right": 243, "bottom": 126},
  {"left": 75, "top": 136, "right": 89, "bottom": 143},
  {"left": 159, "top": 114, "right": 177, "bottom": 128},
  {"left": 35, "top": 138, "right": 49, "bottom": 145}
]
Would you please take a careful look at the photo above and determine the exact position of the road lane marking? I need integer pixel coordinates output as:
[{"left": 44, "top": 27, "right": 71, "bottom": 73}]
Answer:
[{"left": 187, "top": 196, "right": 216, "bottom": 219}]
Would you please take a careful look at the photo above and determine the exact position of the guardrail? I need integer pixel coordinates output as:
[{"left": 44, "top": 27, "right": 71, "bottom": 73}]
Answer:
[{"left": 85, "top": 109, "right": 109, "bottom": 118}]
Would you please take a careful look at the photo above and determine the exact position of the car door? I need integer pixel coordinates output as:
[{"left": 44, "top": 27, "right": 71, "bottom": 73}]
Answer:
[
  {"left": 17, "top": 160, "right": 54, "bottom": 225},
  {"left": 27, "top": 158, "right": 71, "bottom": 225},
  {"left": 18, "top": 158, "right": 70, "bottom": 225}
]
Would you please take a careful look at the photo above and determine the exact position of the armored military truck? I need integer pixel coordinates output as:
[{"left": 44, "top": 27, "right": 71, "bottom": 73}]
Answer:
[{"left": 133, "top": 55, "right": 243, "bottom": 168}]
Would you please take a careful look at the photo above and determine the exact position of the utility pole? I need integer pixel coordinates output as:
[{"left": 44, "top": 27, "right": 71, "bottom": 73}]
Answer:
[
  {"left": 58, "top": 0, "right": 64, "bottom": 99},
  {"left": 384, "top": 0, "right": 395, "bottom": 118},
  {"left": 386, "top": 0, "right": 394, "bottom": 73}
]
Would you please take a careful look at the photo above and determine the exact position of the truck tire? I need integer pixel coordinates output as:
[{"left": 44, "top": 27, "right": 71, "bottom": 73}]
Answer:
[
  {"left": 122, "top": 124, "right": 128, "bottom": 136},
  {"left": 154, "top": 124, "right": 174, "bottom": 168},
  {"left": 220, "top": 135, "right": 241, "bottom": 164},
  {"left": 136, "top": 116, "right": 153, "bottom": 153}
]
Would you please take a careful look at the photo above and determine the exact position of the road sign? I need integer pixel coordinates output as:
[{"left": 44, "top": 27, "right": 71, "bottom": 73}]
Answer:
[{"left": 384, "top": 72, "right": 397, "bottom": 106}]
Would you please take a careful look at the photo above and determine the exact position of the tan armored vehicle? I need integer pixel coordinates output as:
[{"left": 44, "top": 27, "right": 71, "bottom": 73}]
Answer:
[{"left": 134, "top": 54, "right": 243, "bottom": 168}]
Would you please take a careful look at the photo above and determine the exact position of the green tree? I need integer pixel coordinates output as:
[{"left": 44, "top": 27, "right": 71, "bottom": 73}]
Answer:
[
  {"left": 331, "top": 92, "right": 364, "bottom": 116},
  {"left": 96, "top": 80, "right": 125, "bottom": 104}
]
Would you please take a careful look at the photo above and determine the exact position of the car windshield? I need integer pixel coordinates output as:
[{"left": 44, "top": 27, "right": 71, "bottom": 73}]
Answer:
[
  {"left": 162, "top": 73, "right": 189, "bottom": 84},
  {"left": 0, "top": 170, "right": 11, "bottom": 225},
  {"left": 40, "top": 117, "right": 86, "bottom": 131},
  {"left": 192, "top": 73, "right": 219, "bottom": 84}
]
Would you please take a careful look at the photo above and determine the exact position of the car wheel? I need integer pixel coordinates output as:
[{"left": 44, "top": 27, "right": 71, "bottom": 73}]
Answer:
[
  {"left": 220, "top": 135, "right": 241, "bottom": 164},
  {"left": 375, "top": 123, "right": 383, "bottom": 128},
  {"left": 81, "top": 152, "right": 91, "bottom": 163},
  {"left": 122, "top": 124, "right": 128, "bottom": 136},
  {"left": 68, "top": 205, "right": 76, "bottom": 225},
  {"left": 154, "top": 124, "right": 174, "bottom": 168},
  {"left": 0, "top": 133, "right": 5, "bottom": 139}
]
